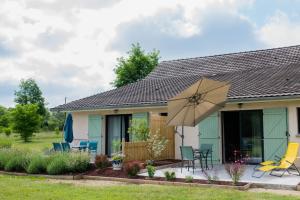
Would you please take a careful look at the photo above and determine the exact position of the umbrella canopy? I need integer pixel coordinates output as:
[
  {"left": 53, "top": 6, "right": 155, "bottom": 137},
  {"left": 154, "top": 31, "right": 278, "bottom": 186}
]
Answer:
[
  {"left": 63, "top": 113, "right": 74, "bottom": 143},
  {"left": 167, "top": 78, "right": 230, "bottom": 145}
]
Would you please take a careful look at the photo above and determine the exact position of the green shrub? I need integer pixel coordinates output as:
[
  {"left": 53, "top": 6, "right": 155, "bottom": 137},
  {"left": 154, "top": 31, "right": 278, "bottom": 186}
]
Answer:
[
  {"left": 124, "top": 161, "right": 142, "bottom": 177},
  {"left": 46, "top": 153, "right": 70, "bottom": 175},
  {"left": 54, "top": 127, "right": 60, "bottom": 135},
  {"left": 4, "top": 128, "right": 11, "bottom": 137},
  {"left": 185, "top": 175, "right": 193, "bottom": 183},
  {"left": 0, "top": 138, "right": 12, "bottom": 148},
  {"left": 0, "top": 149, "right": 16, "bottom": 169},
  {"left": 27, "top": 155, "right": 48, "bottom": 174},
  {"left": 0, "top": 126, "right": 3, "bottom": 133},
  {"left": 68, "top": 152, "right": 90, "bottom": 173},
  {"left": 4, "top": 151, "right": 31, "bottom": 172},
  {"left": 146, "top": 165, "right": 156, "bottom": 178},
  {"left": 164, "top": 171, "right": 176, "bottom": 181},
  {"left": 95, "top": 154, "right": 110, "bottom": 169}
]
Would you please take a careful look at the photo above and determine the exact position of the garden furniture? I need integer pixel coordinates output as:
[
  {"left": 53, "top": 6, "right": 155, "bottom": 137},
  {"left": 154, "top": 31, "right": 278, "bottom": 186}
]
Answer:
[
  {"left": 253, "top": 142, "right": 300, "bottom": 178},
  {"left": 180, "top": 146, "right": 202, "bottom": 174},
  {"left": 61, "top": 142, "right": 71, "bottom": 152},
  {"left": 52, "top": 142, "right": 62, "bottom": 152}
]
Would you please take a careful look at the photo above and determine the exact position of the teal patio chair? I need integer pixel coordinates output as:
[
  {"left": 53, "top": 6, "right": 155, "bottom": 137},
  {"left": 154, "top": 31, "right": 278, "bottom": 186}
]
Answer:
[
  {"left": 200, "top": 144, "right": 213, "bottom": 169},
  {"left": 180, "top": 146, "right": 200, "bottom": 174},
  {"left": 79, "top": 141, "right": 88, "bottom": 151},
  {"left": 61, "top": 142, "right": 71, "bottom": 152},
  {"left": 53, "top": 143, "right": 62, "bottom": 152},
  {"left": 88, "top": 141, "right": 98, "bottom": 153}
]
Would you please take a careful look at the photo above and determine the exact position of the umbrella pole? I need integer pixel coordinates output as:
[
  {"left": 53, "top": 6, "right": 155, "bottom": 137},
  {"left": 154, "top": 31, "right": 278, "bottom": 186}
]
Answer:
[{"left": 181, "top": 126, "right": 184, "bottom": 146}]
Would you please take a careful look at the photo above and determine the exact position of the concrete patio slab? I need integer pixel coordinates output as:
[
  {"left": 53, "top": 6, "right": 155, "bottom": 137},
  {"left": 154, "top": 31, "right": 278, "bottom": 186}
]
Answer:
[{"left": 139, "top": 165, "right": 300, "bottom": 188}]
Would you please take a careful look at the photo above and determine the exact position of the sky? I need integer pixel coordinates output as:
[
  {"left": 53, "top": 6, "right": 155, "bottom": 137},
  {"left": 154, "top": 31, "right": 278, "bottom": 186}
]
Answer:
[{"left": 1, "top": 0, "right": 300, "bottom": 108}]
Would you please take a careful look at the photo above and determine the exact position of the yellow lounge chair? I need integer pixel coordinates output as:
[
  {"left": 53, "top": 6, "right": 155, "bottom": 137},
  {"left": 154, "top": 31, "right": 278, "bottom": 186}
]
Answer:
[{"left": 253, "top": 142, "right": 300, "bottom": 178}]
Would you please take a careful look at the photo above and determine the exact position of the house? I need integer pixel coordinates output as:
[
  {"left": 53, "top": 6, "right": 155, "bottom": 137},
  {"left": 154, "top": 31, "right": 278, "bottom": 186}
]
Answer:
[{"left": 52, "top": 45, "right": 300, "bottom": 166}]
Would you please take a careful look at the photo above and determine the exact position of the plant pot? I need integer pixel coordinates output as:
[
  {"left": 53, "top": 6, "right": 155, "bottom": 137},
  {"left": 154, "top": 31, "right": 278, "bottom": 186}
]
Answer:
[{"left": 112, "top": 160, "right": 123, "bottom": 170}]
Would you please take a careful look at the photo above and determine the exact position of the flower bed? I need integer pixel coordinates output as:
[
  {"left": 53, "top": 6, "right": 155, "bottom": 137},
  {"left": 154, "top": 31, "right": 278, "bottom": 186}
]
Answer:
[{"left": 83, "top": 166, "right": 250, "bottom": 190}]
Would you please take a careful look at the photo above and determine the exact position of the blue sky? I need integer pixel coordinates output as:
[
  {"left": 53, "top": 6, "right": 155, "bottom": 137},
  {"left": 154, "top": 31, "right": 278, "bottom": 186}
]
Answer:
[{"left": 1, "top": 0, "right": 300, "bottom": 108}]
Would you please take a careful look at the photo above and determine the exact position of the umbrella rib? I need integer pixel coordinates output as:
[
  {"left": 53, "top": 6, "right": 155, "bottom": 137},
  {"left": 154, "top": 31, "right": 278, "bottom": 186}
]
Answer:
[
  {"left": 169, "top": 82, "right": 230, "bottom": 102},
  {"left": 199, "top": 82, "right": 231, "bottom": 95},
  {"left": 181, "top": 103, "right": 190, "bottom": 126},
  {"left": 202, "top": 99, "right": 226, "bottom": 108},
  {"left": 167, "top": 101, "right": 189, "bottom": 124},
  {"left": 194, "top": 78, "right": 204, "bottom": 96}
]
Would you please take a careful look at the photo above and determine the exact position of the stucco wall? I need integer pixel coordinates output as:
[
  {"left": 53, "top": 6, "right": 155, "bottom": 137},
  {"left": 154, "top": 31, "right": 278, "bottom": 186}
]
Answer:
[
  {"left": 174, "top": 100, "right": 300, "bottom": 166},
  {"left": 71, "top": 112, "right": 106, "bottom": 153},
  {"left": 175, "top": 126, "right": 199, "bottom": 159},
  {"left": 72, "top": 112, "right": 89, "bottom": 142}
]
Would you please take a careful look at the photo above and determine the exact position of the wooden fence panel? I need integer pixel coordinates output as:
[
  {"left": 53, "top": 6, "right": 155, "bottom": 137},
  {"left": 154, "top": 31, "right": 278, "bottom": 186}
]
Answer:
[{"left": 124, "top": 114, "right": 175, "bottom": 161}]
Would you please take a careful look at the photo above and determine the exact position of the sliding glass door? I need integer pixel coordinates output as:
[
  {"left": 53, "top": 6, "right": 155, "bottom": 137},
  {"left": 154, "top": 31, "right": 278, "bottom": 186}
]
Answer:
[
  {"left": 106, "top": 115, "right": 131, "bottom": 156},
  {"left": 223, "top": 110, "right": 263, "bottom": 164},
  {"left": 240, "top": 110, "right": 263, "bottom": 164}
]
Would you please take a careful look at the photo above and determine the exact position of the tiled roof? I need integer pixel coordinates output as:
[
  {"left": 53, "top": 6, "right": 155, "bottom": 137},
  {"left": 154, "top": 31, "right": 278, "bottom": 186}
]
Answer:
[
  {"left": 52, "top": 62, "right": 300, "bottom": 111},
  {"left": 146, "top": 45, "right": 300, "bottom": 79}
]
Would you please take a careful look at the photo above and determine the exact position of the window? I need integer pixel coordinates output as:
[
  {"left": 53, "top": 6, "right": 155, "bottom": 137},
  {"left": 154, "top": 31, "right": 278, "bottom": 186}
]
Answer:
[{"left": 298, "top": 108, "right": 300, "bottom": 134}]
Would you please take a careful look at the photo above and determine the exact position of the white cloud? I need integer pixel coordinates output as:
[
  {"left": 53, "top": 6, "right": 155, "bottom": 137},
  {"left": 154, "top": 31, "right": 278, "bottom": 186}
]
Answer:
[
  {"left": 0, "top": 0, "right": 256, "bottom": 107},
  {"left": 257, "top": 11, "right": 300, "bottom": 47}
]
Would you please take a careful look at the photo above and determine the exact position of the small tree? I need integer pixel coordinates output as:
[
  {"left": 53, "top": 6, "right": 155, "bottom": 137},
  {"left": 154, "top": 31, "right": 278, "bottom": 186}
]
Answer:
[
  {"left": 14, "top": 78, "right": 47, "bottom": 117},
  {"left": 112, "top": 43, "right": 160, "bottom": 88},
  {"left": 146, "top": 131, "right": 168, "bottom": 161},
  {"left": 11, "top": 104, "right": 41, "bottom": 142},
  {"left": 127, "top": 119, "right": 150, "bottom": 141}
]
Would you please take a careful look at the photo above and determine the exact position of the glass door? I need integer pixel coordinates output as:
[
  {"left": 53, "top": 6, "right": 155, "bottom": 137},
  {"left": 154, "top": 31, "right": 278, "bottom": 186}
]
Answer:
[
  {"left": 106, "top": 115, "right": 132, "bottom": 156},
  {"left": 240, "top": 110, "right": 263, "bottom": 164},
  {"left": 107, "top": 115, "right": 121, "bottom": 156}
]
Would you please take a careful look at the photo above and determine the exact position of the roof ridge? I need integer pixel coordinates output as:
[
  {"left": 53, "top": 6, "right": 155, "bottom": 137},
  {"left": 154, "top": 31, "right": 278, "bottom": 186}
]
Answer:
[{"left": 159, "top": 44, "right": 300, "bottom": 63}]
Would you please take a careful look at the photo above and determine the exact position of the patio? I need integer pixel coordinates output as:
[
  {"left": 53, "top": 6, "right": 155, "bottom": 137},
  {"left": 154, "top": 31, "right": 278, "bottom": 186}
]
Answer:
[{"left": 139, "top": 164, "right": 300, "bottom": 188}]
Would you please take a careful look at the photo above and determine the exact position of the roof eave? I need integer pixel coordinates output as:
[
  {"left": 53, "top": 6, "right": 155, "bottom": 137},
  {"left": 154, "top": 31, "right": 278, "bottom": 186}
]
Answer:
[{"left": 51, "top": 94, "right": 300, "bottom": 113}]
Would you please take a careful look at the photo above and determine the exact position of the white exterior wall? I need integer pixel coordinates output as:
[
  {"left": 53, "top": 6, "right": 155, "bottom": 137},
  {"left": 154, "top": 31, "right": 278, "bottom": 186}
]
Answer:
[
  {"left": 72, "top": 112, "right": 89, "bottom": 142},
  {"left": 71, "top": 112, "right": 106, "bottom": 153},
  {"left": 175, "top": 126, "right": 199, "bottom": 159},
  {"left": 174, "top": 100, "right": 300, "bottom": 166}
]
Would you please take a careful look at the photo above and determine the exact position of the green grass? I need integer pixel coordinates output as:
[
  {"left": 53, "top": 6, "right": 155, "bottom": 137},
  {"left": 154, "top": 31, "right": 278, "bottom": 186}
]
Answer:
[
  {"left": 0, "top": 175, "right": 299, "bottom": 200},
  {"left": 0, "top": 132, "right": 61, "bottom": 151}
]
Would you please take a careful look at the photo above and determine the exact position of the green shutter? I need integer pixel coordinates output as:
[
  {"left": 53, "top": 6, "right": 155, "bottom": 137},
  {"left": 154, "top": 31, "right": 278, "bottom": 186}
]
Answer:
[
  {"left": 88, "top": 115, "right": 102, "bottom": 153},
  {"left": 198, "top": 112, "right": 220, "bottom": 164},
  {"left": 263, "top": 108, "right": 288, "bottom": 161}
]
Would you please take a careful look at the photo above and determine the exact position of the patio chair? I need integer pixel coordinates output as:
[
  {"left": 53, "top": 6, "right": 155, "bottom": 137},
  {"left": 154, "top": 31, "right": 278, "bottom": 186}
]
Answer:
[
  {"left": 253, "top": 142, "right": 300, "bottom": 178},
  {"left": 52, "top": 143, "right": 62, "bottom": 152},
  {"left": 180, "top": 146, "right": 201, "bottom": 174},
  {"left": 88, "top": 141, "right": 98, "bottom": 153},
  {"left": 200, "top": 144, "right": 213, "bottom": 170},
  {"left": 61, "top": 142, "right": 71, "bottom": 152},
  {"left": 79, "top": 140, "right": 88, "bottom": 151}
]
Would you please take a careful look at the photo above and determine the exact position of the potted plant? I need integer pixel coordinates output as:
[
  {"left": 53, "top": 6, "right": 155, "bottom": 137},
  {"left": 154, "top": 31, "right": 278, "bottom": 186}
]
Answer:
[{"left": 111, "top": 140, "right": 124, "bottom": 170}]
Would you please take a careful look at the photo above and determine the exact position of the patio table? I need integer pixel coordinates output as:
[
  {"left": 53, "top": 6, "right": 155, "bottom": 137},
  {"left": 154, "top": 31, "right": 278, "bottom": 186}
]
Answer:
[{"left": 193, "top": 148, "right": 210, "bottom": 170}]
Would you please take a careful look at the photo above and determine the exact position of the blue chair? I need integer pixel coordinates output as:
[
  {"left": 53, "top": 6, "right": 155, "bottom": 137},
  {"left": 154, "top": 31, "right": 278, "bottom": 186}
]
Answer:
[
  {"left": 88, "top": 141, "right": 98, "bottom": 153},
  {"left": 53, "top": 143, "right": 62, "bottom": 152},
  {"left": 79, "top": 141, "right": 88, "bottom": 151},
  {"left": 61, "top": 142, "right": 71, "bottom": 152}
]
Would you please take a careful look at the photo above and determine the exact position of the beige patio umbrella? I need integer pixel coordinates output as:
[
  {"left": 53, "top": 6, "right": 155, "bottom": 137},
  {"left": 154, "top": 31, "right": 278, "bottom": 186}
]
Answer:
[{"left": 167, "top": 78, "right": 230, "bottom": 146}]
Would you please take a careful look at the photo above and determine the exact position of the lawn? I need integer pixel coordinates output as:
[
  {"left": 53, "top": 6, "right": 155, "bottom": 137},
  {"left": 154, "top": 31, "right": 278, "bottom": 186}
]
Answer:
[
  {"left": 1, "top": 132, "right": 61, "bottom": 151},
  {"left": 0, "top": 175, "right": 299, "bottom": 200}
]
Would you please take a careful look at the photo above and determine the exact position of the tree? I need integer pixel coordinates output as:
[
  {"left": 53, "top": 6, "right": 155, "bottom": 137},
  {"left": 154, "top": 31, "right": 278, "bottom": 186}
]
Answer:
[
  {"left": 14, "top": 78, "right": 46, "bottom": 116},
  {"left": 11, "top": 104, "right": 41, "bottom": 142},
  {"left": 0, "top": 105, "right": 10, "bottom": 128},
  {"left": 112, "top": 43, "right": 160, "bottom": 88}
]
